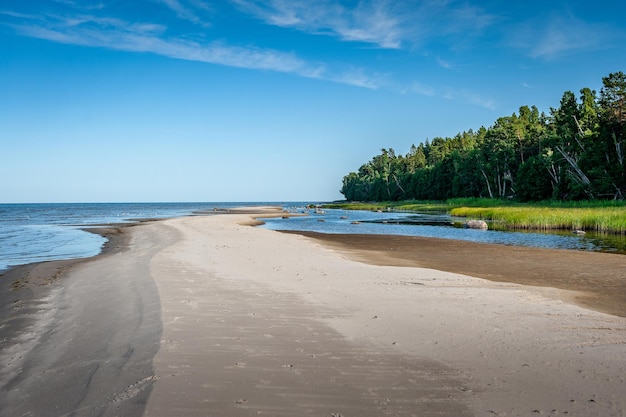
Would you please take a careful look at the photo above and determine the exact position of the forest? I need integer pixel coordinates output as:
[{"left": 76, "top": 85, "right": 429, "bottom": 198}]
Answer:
[{"left": 340, "top": 72, "right": 626, "bottom": 202}]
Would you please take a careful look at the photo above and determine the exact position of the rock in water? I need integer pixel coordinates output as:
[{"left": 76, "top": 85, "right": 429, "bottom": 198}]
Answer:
[{"left": 465, "top": 219, "right": 488, "bottom": 230}]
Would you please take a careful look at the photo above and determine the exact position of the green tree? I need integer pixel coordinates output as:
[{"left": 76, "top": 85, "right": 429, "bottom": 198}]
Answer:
[
  {"left": 340, "top": 72, "right": 625, "bottom": 203},
  {"left": 516, "top": 154, "right": 554, "bottom": 201},
  {"left": 548, "top": 90, "right": 595, "bottom": 199},
  {"left": 478, "top": 115, "right": 520, "bottom": 198},
  {"left": 598, "top": 71, "right": 626, "bottom": 198}
]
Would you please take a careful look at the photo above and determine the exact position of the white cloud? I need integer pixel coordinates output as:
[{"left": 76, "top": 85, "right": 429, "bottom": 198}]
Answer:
[
  {"left": 158, "top": 0, "right": 212, "bottom": 27},
  {"left": 232, "top": 0, "right": 497, "bottom": 50},
  {"left": 444, "top": 88, "right": 496, "bottom": 111},
  {"left": 11, "top": 15, "right": 316, "bottom": 75},
  {"left": 436, "top": 57, "right": 452, "bottom": 69},
  {"left": 409, "top": 81, "right": 435, "bottom": 96},
  {"left": 332, "top": 1, "right": 408, "bottom": 49},
  {"left": 447, "top": 3, "right": 497, "bottom": 33},
  {"left": 1, "top": 1, "right": 507, "bottom": 109},
  {"left": 331, "top": 68, "right": 382, "bottom": 89},
  {"left": 52, "top": 0, "right": 106, "bottom": 11},
  {"left": 0, "top": 10, "right": 40, "bottom": 20},
  {"left": 4, "top": 10, "right": 390, "bottom": 89},
  {"left": 509, "top": 13, "right": 622, "bottom": 60},
  {"left": 232, "top": 0, "right": 407, "bottom": 49}
]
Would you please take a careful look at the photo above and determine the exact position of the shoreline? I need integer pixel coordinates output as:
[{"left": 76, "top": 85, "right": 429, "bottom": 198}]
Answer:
[
  {"left": 0, "top": 209, "right": 280, "bottom": 333},
  {"left": 0, "top": 225, "right": 130, "bottom": 356},
  {"left": 1, "top": 209, "right": 625, "bottom": 416},
  {"left": 281, "top": 230, "right": 626, "bottom": 317},
  {"left": 0, "top": 222, "right": 163, "bottom": 416}
]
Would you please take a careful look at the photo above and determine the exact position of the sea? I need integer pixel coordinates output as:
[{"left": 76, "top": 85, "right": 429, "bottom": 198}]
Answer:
[
  {"left": 1, "top": 202, "right": 623, "bottom": 273},
  {"left": 0, "top": 202, "right": 298, "bottom": 272}
]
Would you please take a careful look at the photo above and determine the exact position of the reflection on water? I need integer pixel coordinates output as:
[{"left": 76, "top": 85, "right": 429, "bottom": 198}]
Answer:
[{"left": 260, "top": 208, "right": 626, "bottom": 254}]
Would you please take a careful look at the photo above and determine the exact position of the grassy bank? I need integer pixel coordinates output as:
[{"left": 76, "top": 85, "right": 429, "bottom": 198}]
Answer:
[
  {"left": 324, "top": 199, "right": 626, "bottom": 234},
  {"left": 323, "top": 200, "right": 462, "bottom": 212},
  {"left": 452, "top": 206, "right": 626, "bottom": 233}
]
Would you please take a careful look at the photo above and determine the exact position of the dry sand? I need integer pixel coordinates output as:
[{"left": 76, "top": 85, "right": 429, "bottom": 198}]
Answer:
[
  {"left": 1, "top": 209, "right": 626, "bottom": 416},
  {"left": 145, "top": 212, "right": 626, "bottom": 416}
]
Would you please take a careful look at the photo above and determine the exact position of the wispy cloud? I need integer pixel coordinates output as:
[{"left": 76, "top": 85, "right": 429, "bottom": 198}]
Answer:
[
  {"left": 0, "top": 10, "right": 41, "bottom": 20},
  {"left": 408, "top": 81, "right": 435, "bottom": 97},
  {"left": 0, "top": 1, "right": 506, "bottom": 107},
  {"left": 509, "top": 13, "right": 623, "bottom": 60},
  {"left": 52, "top": 0, "right": 106, "bottom": 11},
  {"left": 446, "top": 3, "right": 497, "bottom": 34},
  {"left": 1, "top": 8, "right": 386, "bottom": 89},
  {"left": 436, "top": 57, "right": 453, "bottom": 70},
  {"left": 231, "top": 0, "right": 408, "bottom": 49},
  {"left": 157, "top": 0, "right": 212, "bottom": 27},
  {"left": 8, "top": 13, "right": 316, "bottom": 75},
  {"left": 231, "top": 0, "right": 496, "bottom": 50},
  {"left": 444, "top": 88, "right": 496, "bottom": 111},
  {"left": 331, "top": 68, "right": 384, "bottom": 89}
]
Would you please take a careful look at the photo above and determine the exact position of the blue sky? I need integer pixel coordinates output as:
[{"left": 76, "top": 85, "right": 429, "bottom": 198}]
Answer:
[{"left": 1, "top": 0, "right": 625, "bottom": 203}]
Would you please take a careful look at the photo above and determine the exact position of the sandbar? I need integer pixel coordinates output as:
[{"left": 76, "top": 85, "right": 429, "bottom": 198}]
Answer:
[{"left": 1, "top": 209, "right": 625, "bottom": 416}]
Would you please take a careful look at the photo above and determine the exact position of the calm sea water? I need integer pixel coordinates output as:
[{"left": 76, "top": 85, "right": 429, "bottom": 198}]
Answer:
[
  {"left": 0, "top": 202, "right": 298, "bottom": 272},
  {"left": 1, "top": 203, "right": 624, "bottom": 273}
]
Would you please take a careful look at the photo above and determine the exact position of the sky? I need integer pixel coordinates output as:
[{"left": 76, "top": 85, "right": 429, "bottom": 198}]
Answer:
[{"left": 1, "top": 1, "right": 625, "bottom": 203}]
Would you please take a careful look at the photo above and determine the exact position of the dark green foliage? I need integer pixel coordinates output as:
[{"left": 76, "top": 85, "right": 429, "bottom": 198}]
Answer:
[
  {"left": 340, "top": 72, "right": 626, "bottom": 202},
  {"left": 516, "top": 155, "right": 554, "bottom": 201}
]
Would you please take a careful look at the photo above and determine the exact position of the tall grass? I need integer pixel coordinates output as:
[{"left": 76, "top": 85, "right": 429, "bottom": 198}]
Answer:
[
  {"left": 323, "top": 200, "right": 451, "bottom": 212},
  {"left": 326, "top": 198, "right": 626, "bottom": 234},
  {"left": 450, "top": 206, "right": 626, "bottom": 234}
]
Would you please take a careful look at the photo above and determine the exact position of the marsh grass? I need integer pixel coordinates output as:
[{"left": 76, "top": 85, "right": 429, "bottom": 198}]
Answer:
[
  {"left": 324, "top": 200, "right": 451, "bottom": 212},
  {"left": 326, "top": 199, "right": 626, "bottom": 234},
  {"left": 456, "top": 200, "right": 626, "bottom": 233},
  {"left": 451, "top": 206, "right": 626, "bottom": 233}
]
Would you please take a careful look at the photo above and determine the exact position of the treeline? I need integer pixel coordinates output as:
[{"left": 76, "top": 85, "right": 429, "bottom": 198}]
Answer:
[{"left": 341, "top": 72, "right": 626, "bottom": 202}]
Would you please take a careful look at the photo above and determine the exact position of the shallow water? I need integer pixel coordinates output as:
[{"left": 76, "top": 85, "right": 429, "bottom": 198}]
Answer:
[
  {"left": 0, "top": 202, "right": 294, "bottom": 272},
  {"left": 260, "top": 207, "right": 626, "bottom": 254},
  {"left": 1, "top": 202, "right": 624, "bottom": 273}
]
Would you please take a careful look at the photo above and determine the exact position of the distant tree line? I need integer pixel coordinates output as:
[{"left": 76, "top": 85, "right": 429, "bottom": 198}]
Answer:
[{"left": 340, "top": 72, "right": 626, "bottom": 202}]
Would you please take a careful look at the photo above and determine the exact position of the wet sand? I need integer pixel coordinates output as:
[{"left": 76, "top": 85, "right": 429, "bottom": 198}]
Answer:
[
  {"left": 284, "top": 231, "right": 626, "bottom": 317},
  {"left": 0, "top": 225, "right": 163, "bottom": 416},
  {"left": 1, "top": 210, "right": 625, "bottom": 416}
]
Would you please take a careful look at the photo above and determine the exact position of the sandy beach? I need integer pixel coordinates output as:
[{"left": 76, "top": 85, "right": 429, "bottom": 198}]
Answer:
[{"left": 1, "top": 208, "right": 625, "bottom": 416}]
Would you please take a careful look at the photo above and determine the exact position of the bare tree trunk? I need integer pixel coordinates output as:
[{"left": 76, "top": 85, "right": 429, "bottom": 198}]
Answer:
[
  {"left": 392, "top": 174, "right": 406, "bottom": 194},
  {"left": 517, "top": 133, "right": 525, "bottom": 164},
  {"left": 547, "top": 163, "right": 559, "bottom": 184},
  {"left": 572, "top": 116, "right": 586, "bottom": 151},
  {"left": 480, "top": 168, "right": 494, "bottom": 198},
  {"left": 555, "top": 145, "right": 595, "bottom": 199},
  {"left": 613, "top": 132, "right": 624, "bottom": 166},
  {"left": 555, "top": 145, "right": 592, "bottom": 187},
  {"left": 547, "top": 162, "right": 560, "bottom": 194}
]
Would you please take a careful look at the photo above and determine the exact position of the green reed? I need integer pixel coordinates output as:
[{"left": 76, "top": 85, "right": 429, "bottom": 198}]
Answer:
[
  {"left": 323, "top": 200, "right": 450, "bottom": 212},
  {"left": 451, "top": 205, "right": 626, "bottom": 234},
  {"left": 326, "top": 198, "right": 626, "bottom": 234}
]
